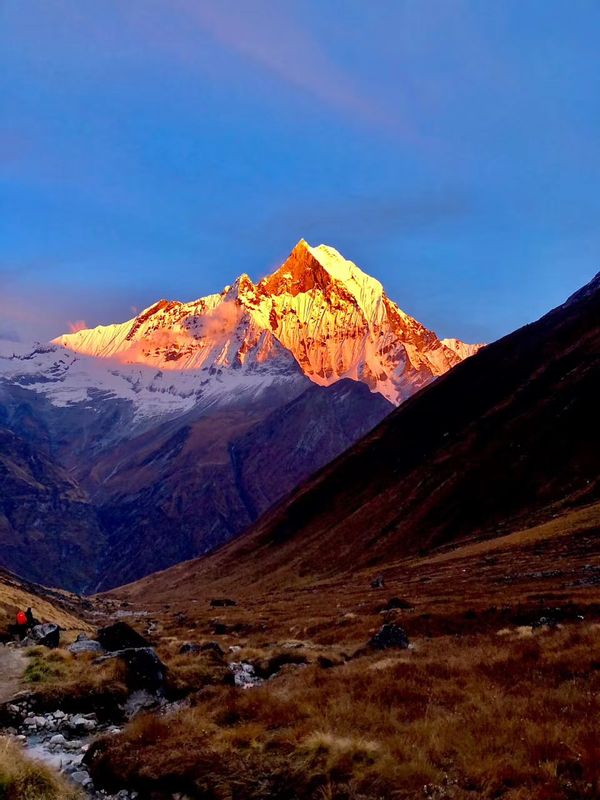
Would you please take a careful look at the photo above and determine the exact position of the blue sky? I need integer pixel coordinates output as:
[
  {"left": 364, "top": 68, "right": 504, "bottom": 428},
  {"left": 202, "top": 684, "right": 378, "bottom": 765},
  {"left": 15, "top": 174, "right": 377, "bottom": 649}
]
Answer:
[{"left": 1, "top": 0, "right": 599, "bottom": 343}]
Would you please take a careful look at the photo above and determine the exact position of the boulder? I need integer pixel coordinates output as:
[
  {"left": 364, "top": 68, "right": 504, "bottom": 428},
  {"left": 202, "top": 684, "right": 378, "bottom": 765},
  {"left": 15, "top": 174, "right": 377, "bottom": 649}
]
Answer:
[
  {"left": 100, "top": 647, "right": 166, "bottom": 693},
  {"left": 29, "top": 623, "right": 60, "bottom": 648},
  {"left": 69, "top": 637, "right": 104, "bottom": 655},
  {"left": 230, "top": 661, "right": 261, "bottom": 687},
  {"left": 69, "top": 714, "right": 98, "bottom": 733},
  {"left": 97, "top": 621, "right": 150, "bottom": 652},
  {"left": 370, "top": 575, "right": 385, "bottom": 589},
  {"left": 179, "top": 641, "right": 224, "bottom": 658},
  {"left": 210, "top": 598, "right": 237, "bottom": 607},
  {"left": 368, "top": 623, "right": 410, "bottom": 650}
]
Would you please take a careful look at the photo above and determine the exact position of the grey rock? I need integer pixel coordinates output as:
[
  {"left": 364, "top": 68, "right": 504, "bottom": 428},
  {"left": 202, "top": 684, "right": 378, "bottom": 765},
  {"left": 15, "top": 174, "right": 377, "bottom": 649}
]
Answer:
[
  {"left": 98, "top": 647, "right": 166, "bottom": 693},
  {"left": 70, "top": 770, "right": 92, "bottom": 786},
  {"left": 69, "top": 638, "right": 104, "bottom": 655},
  {"left": 29, "top": 623, "right": 60, "bottom": 648}
]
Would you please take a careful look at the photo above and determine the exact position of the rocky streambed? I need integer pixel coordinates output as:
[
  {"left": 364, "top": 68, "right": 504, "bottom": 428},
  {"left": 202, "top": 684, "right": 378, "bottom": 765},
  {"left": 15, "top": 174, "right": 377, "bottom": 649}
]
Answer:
[
  {"left": 2, "top": 659, "right": 261, "bottom": 798},
  {"left": 3, "top": 700, "right": 130, "bottom": 798}
]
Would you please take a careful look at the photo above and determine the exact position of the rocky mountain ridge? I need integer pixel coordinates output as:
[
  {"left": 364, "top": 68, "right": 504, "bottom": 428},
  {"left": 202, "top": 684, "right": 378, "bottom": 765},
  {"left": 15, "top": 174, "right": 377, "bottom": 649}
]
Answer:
[{"left": 53, "top": 240, "right": 480, "bottom": 405}]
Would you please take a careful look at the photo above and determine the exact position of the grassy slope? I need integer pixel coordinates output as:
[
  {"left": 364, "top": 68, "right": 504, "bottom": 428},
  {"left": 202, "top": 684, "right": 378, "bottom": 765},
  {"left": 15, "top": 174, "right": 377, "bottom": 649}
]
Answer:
[
  {"left": 93, "top": 502, "right": 600, "bottom": 799},
  {"left": 0, "top": 568, "right": 91, "bottom": 634}
]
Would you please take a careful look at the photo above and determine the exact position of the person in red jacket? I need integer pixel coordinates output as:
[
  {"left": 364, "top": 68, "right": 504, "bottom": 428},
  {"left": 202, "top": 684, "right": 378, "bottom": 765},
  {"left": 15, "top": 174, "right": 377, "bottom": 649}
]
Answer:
[{"left": 15, "top": 609, "right": 28, "bottom": 640}]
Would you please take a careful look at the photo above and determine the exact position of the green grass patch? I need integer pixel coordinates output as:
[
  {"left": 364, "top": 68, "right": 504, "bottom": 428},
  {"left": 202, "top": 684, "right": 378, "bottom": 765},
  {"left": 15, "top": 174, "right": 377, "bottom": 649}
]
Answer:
[{"left": 23, "top": 653, "right": 67, "bottom": 685}]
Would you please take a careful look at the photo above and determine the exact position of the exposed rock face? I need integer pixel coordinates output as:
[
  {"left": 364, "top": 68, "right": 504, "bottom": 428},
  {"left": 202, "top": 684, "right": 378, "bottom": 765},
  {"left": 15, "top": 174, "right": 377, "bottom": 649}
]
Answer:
[{"left": 228, "top": 379, "right": 393, "bottom": 519}]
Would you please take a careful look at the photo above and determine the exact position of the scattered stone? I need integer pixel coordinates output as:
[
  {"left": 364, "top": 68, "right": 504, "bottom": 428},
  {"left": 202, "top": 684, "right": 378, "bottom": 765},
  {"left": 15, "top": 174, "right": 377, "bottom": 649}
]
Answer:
[
  {"left": 229, "top": 662, "right": 261, "bottom": 688},
  {"left": 71, "top": 770, "right": 92, "bottom": 786},
  {"left": 124, "top": 689, "right": 159, "bottom": 717},
  {"left": 70, "top": 714, "right": 98, "bottom": 733},
  {"left": 368, "top": 623, "right": 410, "bottom": 650}
]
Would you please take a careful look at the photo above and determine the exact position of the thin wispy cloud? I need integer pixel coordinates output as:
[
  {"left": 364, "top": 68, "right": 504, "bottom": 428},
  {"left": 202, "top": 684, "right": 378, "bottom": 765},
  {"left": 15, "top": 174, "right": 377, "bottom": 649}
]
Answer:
[{"left": 171, "top": 0, "right": 408, "bottom": 136}]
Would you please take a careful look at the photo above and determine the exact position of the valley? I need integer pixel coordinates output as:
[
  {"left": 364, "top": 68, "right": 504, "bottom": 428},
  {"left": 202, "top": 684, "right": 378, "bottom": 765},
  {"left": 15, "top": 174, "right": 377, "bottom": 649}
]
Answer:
[
  {"left": 0, "top": 241, "right": 475, "bottom": 592},
  {"left": 0, "top": 267, "right": 598, "bottom": 799},
  {"left": 1, "top": 499, "right": 598, "bottom": 799},
  {"left": 3, "top": 6, "right": 599, "bottom": 798}
]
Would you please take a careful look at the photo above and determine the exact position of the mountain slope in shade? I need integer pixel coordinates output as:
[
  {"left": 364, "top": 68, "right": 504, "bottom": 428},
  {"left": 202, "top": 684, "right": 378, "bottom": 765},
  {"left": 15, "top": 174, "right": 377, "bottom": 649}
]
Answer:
[
  {"left": 54, "top": 240, "right": 479, "bottom": 405},
  {"left": 228, "top": 379, "right": 393, "bottom": 521},
  {"left": 92, "top": 379, "right": 392, "bottom": 590},
  {"left": 0, "top": 425, "right": 105, "bottom": 591},
  {"left": 126, "top": 271, "right": 600, "bottom": 593}
]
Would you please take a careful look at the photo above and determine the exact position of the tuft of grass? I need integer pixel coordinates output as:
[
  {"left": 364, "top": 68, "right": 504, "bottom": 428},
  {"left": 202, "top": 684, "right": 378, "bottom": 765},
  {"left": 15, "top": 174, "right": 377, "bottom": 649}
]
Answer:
[
  {"left": 24, "top": 650, "right": 69, "bottom": 684},
  {"left": 0, "top": 736, "right": 82, "bottom": 800}
]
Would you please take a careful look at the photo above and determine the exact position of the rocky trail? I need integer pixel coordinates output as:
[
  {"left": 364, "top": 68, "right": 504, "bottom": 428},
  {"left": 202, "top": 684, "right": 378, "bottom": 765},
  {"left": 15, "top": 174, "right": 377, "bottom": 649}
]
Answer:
[{"left": 0, "top": 647, "right": 25, "bottom": 704}]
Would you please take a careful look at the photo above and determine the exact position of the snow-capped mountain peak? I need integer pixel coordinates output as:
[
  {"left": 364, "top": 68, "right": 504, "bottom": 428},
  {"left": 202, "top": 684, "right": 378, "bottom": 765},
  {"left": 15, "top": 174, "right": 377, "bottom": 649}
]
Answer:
[{"left": 48, "top": 240, "right": 481, "bottom": 405}]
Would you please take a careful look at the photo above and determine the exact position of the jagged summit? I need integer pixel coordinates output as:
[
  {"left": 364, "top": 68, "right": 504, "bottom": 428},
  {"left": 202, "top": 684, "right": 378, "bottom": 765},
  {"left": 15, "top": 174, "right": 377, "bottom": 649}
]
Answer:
[{"left": 52, "top": 241, "right": 481, "bottom": 405}]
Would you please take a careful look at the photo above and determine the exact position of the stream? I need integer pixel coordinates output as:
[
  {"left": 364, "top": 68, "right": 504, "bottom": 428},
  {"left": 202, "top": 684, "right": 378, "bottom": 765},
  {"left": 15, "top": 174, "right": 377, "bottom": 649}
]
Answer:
[
  {"left": 8, "top": 661, "right": 261, "bottom": 798},
  {"left": 6, "top": 702, "right": 130, "bottom": 798}
]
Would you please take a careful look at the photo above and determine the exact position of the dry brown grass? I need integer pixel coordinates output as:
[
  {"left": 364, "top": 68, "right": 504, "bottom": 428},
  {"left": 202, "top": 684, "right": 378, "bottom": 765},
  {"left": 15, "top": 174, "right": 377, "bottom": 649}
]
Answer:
[
  {"left": 91, "top": 507, "right": 600, "bottom": 799},
  {"left": 0, "top": 570, "right": 91, "bottom": 635},
  {"left": 87, "top": 623, "right": 600, "bottom": 799},
  {"left": 0, "top": 736, "right": 82, "bottom": 799},
  {"left": 157, "top": 640, "right": 234, "bottom": 696}
]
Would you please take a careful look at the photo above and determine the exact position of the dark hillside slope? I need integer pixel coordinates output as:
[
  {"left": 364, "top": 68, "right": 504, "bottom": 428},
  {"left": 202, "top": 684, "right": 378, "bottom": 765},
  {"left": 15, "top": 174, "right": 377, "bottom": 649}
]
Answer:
[
  {"left": 0, "top": 426, "right": 105, "bottom": 592},
  {"left": 92, "top": 379, "right": 391, "bottom": 590},
  {"left": 133, "top": 272, "right": 599, "bottom": 589}
]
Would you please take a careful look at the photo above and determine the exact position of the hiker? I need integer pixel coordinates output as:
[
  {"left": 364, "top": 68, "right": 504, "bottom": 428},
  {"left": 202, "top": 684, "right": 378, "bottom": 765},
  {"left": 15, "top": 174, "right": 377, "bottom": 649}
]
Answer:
[
  {"left": 26, "top": 607, "right": 38, "bottom": 628},
  {"left": 15, "top": 609, "right": 28, "bottom": 640}
]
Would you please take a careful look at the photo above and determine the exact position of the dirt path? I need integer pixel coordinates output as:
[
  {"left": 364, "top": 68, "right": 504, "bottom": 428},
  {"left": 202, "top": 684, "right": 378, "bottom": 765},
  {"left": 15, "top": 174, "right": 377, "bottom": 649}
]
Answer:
[{"left": 0, "top": 647, "right": 26, "bottom": 703}]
